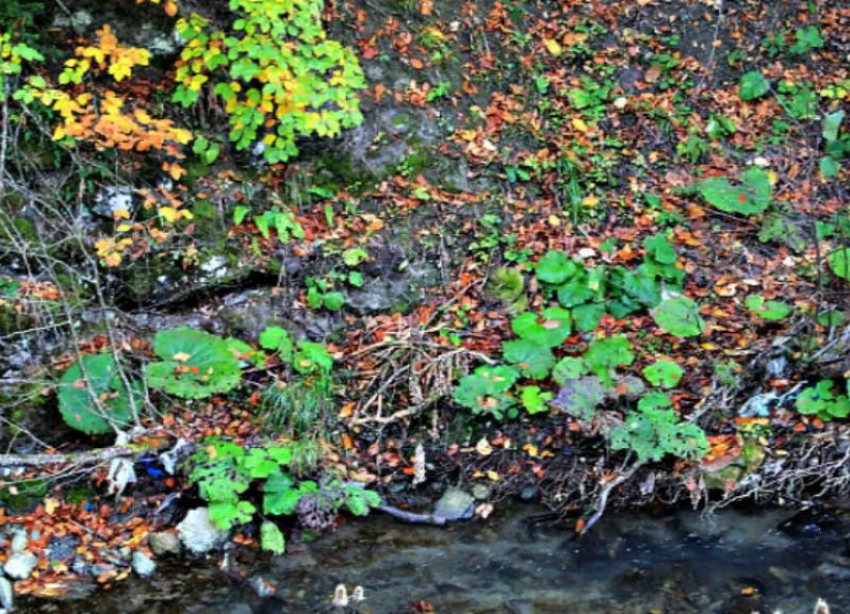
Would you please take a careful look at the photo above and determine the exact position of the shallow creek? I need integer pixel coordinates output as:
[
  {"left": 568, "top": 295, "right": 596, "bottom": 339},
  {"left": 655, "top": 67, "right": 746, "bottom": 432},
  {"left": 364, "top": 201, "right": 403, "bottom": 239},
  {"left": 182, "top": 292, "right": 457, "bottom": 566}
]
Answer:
[{"left": 18, "top": 504, "right": 850, "bottom": 614}]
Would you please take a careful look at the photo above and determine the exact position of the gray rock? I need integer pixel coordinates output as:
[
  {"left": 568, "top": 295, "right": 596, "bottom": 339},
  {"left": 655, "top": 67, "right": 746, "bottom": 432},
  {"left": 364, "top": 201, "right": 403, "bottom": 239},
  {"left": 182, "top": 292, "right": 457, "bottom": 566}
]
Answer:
[
  {"left": 4, "top": 552, "right": 38, "bottom": 580},
  {"left": 131, "top": 551, "right": 156, "bottom": 579},
  {"left": 149, "top": 531, "right": 182, "bottom": 557},
  {"left": 434, "top": 487, "right": 475, "bottom": 522},
  {"left": 177, "top": 508, "right": 228, "bottom": 555}
]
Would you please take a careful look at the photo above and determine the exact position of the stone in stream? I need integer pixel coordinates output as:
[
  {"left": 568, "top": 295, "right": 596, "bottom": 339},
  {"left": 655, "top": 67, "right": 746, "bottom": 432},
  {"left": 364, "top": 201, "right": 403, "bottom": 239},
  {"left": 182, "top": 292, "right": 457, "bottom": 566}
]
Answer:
[
  {"left": 131, "top": 552, "right": 156, "bottom": 579},
  {"left": 10, "top": 529, "right": 28, "bottom": 554},
  {"left": 0, "top": 575, "right": 12, "bottom": 611},
  {"left": 149, "top": 531, "right": 182, "bottom": 557},
  {"left": 3, "top": 552, "right": 38, "bottom": 580},
  {"left": 433, "top": 487, "right": 475, "bottom": 521},
  {"left": 177, "top": 508, "right": 228, "bottom": 555}
]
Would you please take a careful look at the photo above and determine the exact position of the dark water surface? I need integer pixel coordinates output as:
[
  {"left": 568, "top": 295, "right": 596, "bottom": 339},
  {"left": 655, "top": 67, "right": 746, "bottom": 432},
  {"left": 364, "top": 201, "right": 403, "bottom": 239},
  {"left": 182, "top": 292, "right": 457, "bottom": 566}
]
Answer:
[{"left": 18, "top": 505, "right": 850, "bottom": 613}]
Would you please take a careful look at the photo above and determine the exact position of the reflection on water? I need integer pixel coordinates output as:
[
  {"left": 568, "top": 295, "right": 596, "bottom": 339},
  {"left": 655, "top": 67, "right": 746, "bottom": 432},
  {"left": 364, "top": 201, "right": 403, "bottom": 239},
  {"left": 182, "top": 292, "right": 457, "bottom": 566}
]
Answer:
[{"left": 19, "top": 505, "right": 850, "bottom": 614}]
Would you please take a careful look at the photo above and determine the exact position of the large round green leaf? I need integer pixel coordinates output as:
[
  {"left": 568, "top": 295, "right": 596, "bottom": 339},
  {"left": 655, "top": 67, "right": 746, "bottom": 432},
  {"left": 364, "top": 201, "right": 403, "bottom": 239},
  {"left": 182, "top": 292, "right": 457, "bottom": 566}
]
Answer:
[
  {"left": 536, "top": 250, "right": 577, "bottom": 285},
  {"left": 697, "top": 168, "right": 771, "bottom": 215},
  {"left": 829, "top": 248, "right": 850, "bottom": 281},
  {"left": 510, "top": 307, "right": 572, "bottom": 347},
  {"left": 58, "top": 354, "right": 141, "bottom": 434},
  {"left": 652, "top": 297, "right": 705, "bottom": 337},
  {"left": 146, "top": 327, "right": 242, "bottom": 399},
  {"left": 503, "top": 340, "right": 555, "bottom": 379}
]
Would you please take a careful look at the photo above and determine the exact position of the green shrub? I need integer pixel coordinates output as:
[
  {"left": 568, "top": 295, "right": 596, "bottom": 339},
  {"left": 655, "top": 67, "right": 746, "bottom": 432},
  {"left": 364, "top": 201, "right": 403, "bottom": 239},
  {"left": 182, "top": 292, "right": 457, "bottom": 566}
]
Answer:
[
  {"left": 611, "top": 394, "right": 708, "bottom": 463},
  {"left": 57, "top": 354, "right": 141, "bottom": 434},
  {"left": 173, "top": 0, "right": 366, "bottom": 164}
]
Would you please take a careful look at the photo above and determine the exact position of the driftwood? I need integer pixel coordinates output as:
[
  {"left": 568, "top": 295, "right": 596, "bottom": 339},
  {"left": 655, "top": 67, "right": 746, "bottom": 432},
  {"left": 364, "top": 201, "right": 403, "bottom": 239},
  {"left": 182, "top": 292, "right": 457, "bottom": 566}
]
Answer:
[{"left": 376, "top": 503, "right": 447, "bottom": 526}]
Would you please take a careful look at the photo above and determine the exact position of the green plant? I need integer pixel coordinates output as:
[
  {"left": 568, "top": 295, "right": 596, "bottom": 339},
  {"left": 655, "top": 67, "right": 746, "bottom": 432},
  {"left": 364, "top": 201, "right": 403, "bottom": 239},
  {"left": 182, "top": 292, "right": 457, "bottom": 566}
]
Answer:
[
  {"left": 145, "top": 327, "right": 243, "bottom": 399},
  {"left": 739, "top": 71, "right": 770, "bottom": 101},
  {"left": 820, "top": 110, "right": 846, "bottom": 179},
  {"left": 696, "top": 168, "right": 772, "bottom": 215},
  {"left": 173, "top": 0, "right": 366, "bottom": 164},
  {"left": 453, "top": 365, "right": 520, "bottom": 419},
  {"left": 503, "top": 339, "right": 556, "bottom": 380},
  {"left": 745, "top": 294, "right": 791, "bottom": 320},
  {"left": 484, "top": 267, "right": 525, "bottom": 304},
  {"left": 0, "top": 31, "right": 43, "bottom": 100},
  {"left": 263, "top": 372, "right": 333, "bottom": 438},
  {"left": 57, "top": 354, "right": 142, "bottom": 434},
  {"left": 611, "top": 394, "right": 708, "bottom": 463},
  {"left": 642, "top": 360, "right": 683, "bottom": 389},
  {"left": 652, "top": 296, "right": 705, "bottom": 337},
  {"left": 790, "top": 26, "right": 824, "bottom": 54},
  {"left": 520, "top": 385, "right": 553, "bottom": 415},
  {"left": 796, "top": 380, "right": 850, "bottom": 422},
  {"left": 510, "top": 308, "right": 572, "bottom": 347},
  {"left": 584, "top": 335, "right": 634, "bottom": 386},
  {"left": 829, "top": 248, "right": 850, "bottom": 281}
]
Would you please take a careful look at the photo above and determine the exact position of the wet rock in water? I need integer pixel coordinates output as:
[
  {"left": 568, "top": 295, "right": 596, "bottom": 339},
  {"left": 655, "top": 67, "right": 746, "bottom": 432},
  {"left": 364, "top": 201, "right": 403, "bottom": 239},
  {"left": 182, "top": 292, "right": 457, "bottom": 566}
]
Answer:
[
  {"left": 248, "top": 575, "right": 278, "bottom": 597},
  {"left": 816, "top": 562, "right": 850, "bottom": 580},
  {"left": 0, "top": 575, "right": 12, "bottom": 611},
  {"left": 131, "top": 551, "right": 156, "bottom": 579},
  {"left": 472, "top": 484, "right": 490, "bottom": 501},
  {"left": 3, "top": 552, "right": 38, "bottom": 580},
  {"left": 434, "top": 487, "right": 475, "bottom": 521},
  {"left": 177, "top": 508, "right": 228, "bottom": 555},
  {"left": 779, "top": 508, "right": 838, "bottom": 538},
  {"left": 149, "top": 531, "right": 182, "bottom": 557}
]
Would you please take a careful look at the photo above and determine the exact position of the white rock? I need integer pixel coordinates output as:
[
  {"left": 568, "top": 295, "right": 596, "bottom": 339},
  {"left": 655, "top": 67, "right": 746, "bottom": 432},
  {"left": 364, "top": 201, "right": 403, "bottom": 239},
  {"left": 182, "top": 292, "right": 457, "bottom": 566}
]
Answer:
[
  {"left": 0, "top": 575, "right": 12, "bottom": 610},
  {"left": 177, "top": 508, "right": 228, "bottom": 555},
  {"left": 131, "top": 551, "right": 156, "bottom": 579},
  {"left": 4, "top": 552, "right": 38, "bottom": 580}
]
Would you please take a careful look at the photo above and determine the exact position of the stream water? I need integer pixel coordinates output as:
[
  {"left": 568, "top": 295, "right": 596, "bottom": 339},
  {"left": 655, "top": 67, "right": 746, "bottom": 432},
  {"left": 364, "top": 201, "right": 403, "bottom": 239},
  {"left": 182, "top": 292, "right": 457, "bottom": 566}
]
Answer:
[{"left": 17, "top": 504, "right": 850, "bottom": 614}]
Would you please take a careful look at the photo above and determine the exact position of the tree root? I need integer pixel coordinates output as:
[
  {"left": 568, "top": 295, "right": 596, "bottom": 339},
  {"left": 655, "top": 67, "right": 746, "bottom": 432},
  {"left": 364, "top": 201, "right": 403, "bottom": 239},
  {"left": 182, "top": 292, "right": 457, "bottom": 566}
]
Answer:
[{"left": 376, "top": 503, "right": 447, "bottom": 526}]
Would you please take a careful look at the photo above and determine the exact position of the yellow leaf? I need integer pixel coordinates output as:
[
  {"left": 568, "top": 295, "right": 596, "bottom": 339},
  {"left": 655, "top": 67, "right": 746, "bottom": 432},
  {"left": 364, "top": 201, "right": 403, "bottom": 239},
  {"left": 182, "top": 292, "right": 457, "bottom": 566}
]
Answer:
[
  {"left": 475, "top": 437, "right": 493, "bottom": 456},
  {"left": 486, "top": 470, "right": 500, "bottom": 482},
  {"left": 572, "top": 117, "right": 589, "bottom": 133},
  {"left": 544, "top": 39, "right": 563, "bottom": 57},
  {"left": 172, "top": 352, "right": 192, "bottom": 362},
  {"left": 582, "top": 195, "right": 600, "bottom": 207}
]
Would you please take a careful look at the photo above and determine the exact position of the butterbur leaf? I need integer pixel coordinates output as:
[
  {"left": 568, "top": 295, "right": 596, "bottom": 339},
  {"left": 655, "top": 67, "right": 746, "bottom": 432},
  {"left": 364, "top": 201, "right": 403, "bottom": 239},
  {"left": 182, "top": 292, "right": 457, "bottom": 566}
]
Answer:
[
  {"left": 552, "top": 357, "right": 589, "bottom": 385},
  {"left": 584, "top": 335, "right": 634, "bottom": 384},
  {"left": 57, "top": 354, "right": 141, "bottom": 434},
  {"left": 510, "top": 307, "right": 572, "bottom": 347},
  {"left": 146, "top": 327, "right": 242, "bottom": 399},
  {"left": 644, "top": 233, "right": 677, "bottom": 265},
  {"left": 653, "top": 297, "right": 705, "bottom": 337},
  {"left": 260, "top": 521, "right": 285, "bottom": 554},
  {"left": 536, "top": 250, "right": 577, "bottom": 285},
  {"left": 503, "top": 340, "right": 556, "bottom": 380},
  {"left": 572, "top": 303, "right": 606, "bottom": 332},
  {"left": 823, "top": 110, "right": 845, "bottom": 142},
  {"left": 739, "top": 71, "right": 770, "bottom": 101},
  {"left": 828, "top": 248, "right": 850, "bottom": 281},
  {"left": 642, "top": 360, "right": 684, "bottom": 389},
  {"left": 697, "top": 168, "right": 772, "bottom": 215}
]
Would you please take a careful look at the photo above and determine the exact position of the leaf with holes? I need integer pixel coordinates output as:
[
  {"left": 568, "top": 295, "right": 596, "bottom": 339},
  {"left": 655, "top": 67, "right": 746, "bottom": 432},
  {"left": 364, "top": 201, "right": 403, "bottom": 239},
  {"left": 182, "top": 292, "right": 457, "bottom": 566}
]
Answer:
[{"left": 58, "top": 354, "right": 141, "bottom": 434}]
